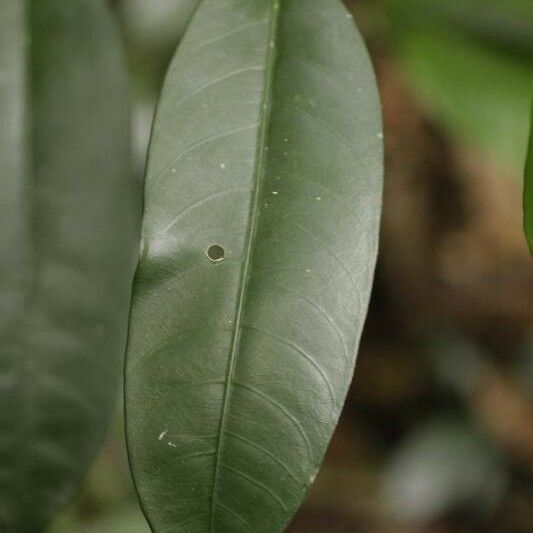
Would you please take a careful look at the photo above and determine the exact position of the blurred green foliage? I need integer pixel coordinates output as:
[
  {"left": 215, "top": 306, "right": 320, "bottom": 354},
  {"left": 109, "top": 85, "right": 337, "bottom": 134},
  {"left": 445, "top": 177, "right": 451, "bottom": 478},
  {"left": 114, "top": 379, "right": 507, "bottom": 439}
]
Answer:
[
  {"left": 524, "top": 104, "right": 533, "bottom": 252},
  {"left": 382, "top": 0, "right": 533, "bottom": 176}
]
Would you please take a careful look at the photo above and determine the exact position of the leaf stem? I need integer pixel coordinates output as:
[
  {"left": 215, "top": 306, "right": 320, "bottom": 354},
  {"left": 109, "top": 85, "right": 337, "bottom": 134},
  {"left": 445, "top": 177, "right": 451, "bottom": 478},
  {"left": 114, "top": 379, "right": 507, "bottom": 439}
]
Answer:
[{"left": 208, "top": 1, "right": 281, "bottom": 530}]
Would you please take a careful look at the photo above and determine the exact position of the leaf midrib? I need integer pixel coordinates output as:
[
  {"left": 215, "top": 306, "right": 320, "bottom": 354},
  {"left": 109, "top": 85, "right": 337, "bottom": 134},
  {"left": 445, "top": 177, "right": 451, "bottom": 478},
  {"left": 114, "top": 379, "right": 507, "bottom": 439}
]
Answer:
[{"left": 208, "top": 0, "right": 281, "bottom": 530}]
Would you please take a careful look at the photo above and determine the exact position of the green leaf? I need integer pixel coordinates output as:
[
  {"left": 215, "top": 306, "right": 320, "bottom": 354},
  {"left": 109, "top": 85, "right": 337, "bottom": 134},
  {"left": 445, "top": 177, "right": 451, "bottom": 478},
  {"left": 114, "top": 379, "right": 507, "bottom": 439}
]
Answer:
[
  {"left": 524, "top": 102, "right": 533, "bottom": 253},
  {"left": 383, "top": 0, "right": 533, "bottom": 55},
  {"left": 390, "top": 31, "right": 533, "bottom": 176},
  {"left": 383, "top": 0, "right": 533, "bottom": 176},
  {"left": 0, "top": 1, "right": 140, "bottom": 530},
  {"left": 125, "top": 0, "right": 382, "bottom": 531}
]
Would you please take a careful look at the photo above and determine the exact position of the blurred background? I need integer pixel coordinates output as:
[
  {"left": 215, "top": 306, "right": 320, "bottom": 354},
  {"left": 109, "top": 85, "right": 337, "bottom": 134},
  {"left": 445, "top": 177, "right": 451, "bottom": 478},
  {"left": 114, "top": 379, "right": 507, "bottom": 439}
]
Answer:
[{"left": 51, "top": 0, "right": 533, "bottom": 531}]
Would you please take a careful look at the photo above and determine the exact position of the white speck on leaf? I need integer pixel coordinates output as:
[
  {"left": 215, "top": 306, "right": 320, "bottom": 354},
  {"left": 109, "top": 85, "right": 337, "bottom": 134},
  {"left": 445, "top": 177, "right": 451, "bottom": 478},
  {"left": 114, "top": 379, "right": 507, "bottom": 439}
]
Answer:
[
  {"left": 220, "top": 162, "right": 226, "bottom": 169},
  {"left": 315, "top": 196, "right": 321, "bottom": 201},
  {"left": 272, "top": 191, "right": 278, "bottom": 195},
  {"left": 377, "top": 132, "right": 384, "bottom": 139},
  {"left": 158, "top": 430, "right": 168, "bottom": 441},
  {"left": 171, "top": 168, "right": 177, "bottom": 174},
  {"left": 168, "top": 441, "right": 177, "bottom": 448}
]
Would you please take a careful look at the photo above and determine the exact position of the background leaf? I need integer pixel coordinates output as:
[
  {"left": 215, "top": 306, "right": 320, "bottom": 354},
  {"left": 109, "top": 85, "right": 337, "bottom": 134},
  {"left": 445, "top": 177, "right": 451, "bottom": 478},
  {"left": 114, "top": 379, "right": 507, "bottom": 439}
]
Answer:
[
  {"left": 383, "top": 0, "right": 533, "bottom": 176},
  {"left": 125, "top": 0, "right": 382, "bottom": 531},
  {"left": 524, "top": 103, "right": 533, "bottom": 253},
  {"left": 0, "top": 0, "right": 140, "bottom": 530},
  {"left": 383, "top": 0, "right": 533, "bottom": 55}
]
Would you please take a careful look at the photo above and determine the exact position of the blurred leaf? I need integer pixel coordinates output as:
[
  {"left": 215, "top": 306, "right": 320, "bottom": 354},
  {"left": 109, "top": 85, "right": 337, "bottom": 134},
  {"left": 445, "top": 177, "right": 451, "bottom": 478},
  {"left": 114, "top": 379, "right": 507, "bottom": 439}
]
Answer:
[
  {"left": 524, "top": 103, "right": 533, "bottom": 253},
  {"left": 397, "top": 32, "right": 531, "bottom": 175},
  {"left": 383, "top": 0, "right": 533, "bottom": 175},
  {"left": 383, "top": 0, "right": 533, "bottom": 55},
  {"left": 382, "top": 418, "right": 507, "bottom": 523},
  {"left": 0, "top": 1, "right": 140, "bottom": 531},
  {"left": 125, "top": 0, "right": 383, "bottom": 531}
]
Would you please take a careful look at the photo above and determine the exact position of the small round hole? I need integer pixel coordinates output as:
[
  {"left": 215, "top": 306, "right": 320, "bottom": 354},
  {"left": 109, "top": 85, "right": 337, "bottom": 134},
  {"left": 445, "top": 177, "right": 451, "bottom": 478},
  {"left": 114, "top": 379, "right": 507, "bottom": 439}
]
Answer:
[{"left": 206, "top": 244, "right": 225, "bottom": 263}]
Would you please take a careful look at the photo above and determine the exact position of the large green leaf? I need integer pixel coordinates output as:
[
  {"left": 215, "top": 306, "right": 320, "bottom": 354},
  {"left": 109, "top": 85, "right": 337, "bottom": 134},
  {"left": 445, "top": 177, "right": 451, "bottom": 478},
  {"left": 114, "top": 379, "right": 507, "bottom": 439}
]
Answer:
[
  {"left": 524, "top": 103, "right": 533, "bottom": 253},
  {"left": 125, "top": 0, "right": 382, "bottom": 531},
  {"left": 0, "top": 1, "right": 139, "bottom": 530},
  {"left": 383, "top": 0, "right": 533, "bottom": 176},
  {"left": 383, "top": 0, "right": 533, "bottom": 55}
]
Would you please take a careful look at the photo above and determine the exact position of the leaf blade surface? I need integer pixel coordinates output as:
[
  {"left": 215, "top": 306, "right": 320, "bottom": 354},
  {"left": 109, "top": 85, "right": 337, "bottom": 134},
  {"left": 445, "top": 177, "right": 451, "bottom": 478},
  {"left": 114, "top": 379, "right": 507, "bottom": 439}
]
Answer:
[
  {"left": 126, "top": 0, "right": 383, "bottom": 531},
  {"left": 524, "top": 103, "right": 533, "bottom": 253}
]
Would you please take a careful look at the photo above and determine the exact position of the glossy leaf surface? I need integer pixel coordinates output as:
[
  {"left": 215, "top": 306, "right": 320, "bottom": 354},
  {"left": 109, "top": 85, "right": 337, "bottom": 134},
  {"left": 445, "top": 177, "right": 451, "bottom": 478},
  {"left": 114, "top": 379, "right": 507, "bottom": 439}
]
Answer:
[
  {"left": 525, "top": 104, "right": 533, "bottom": 253},
  {"left": 125, "top": 0, "right": 382, "bottom": 531},
  {"left": 0, "top": 1, "right": 139, "bottom": 530}
]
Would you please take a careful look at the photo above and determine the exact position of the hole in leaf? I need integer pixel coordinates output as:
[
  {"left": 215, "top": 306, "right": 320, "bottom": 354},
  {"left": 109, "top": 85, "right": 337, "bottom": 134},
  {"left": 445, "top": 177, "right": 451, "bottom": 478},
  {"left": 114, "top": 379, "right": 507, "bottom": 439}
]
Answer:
[{"left": 206, "top": 244, "right": 225, "bottom": 263}]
